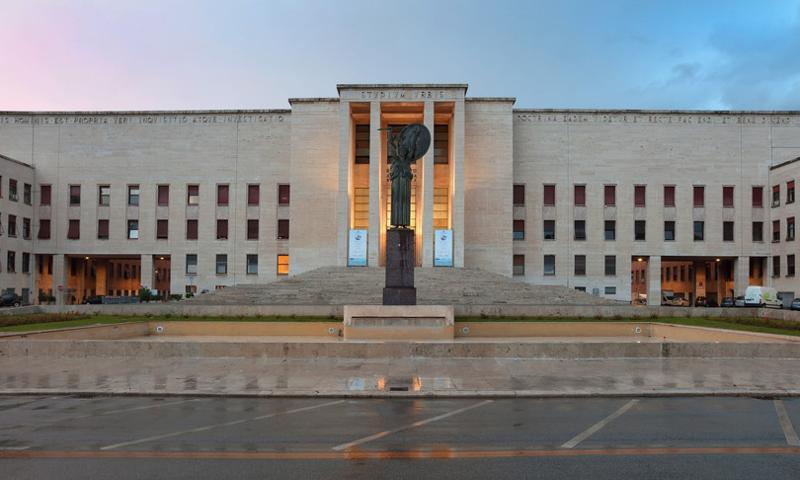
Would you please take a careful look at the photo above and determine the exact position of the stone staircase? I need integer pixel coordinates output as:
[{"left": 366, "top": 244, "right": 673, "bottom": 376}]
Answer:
[{"left": 186, "top": 267, "right": 618, "bottom": 306}]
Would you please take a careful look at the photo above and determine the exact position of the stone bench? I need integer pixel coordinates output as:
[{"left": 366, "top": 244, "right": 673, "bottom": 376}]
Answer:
[{"left": 343, "top": 305, "right": 454, "bottom": 340}]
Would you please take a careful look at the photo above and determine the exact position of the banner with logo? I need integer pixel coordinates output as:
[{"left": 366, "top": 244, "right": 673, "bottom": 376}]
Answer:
[
  {"left": 348, "top": 229, "right": 368, "bottom": 266},
  {"left": 434, "top": 229, "right": 453, "bottom": 267}
]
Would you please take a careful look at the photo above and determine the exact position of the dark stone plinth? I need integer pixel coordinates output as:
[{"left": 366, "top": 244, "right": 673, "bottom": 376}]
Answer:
[{"left": 383, "top": 228, "right": 416, "bottom": 305}]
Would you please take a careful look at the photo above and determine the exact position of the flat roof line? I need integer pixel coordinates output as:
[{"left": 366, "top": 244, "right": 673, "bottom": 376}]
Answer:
[
  {"left": 0, "top": 109, "right": 292, "bottom": 116},
  {"left": 770, "top": 156, "right": 800, "bottom": 171},
  {"left": 514, "top": 108, "right": 800, "bottom": 115},
  {"left": 467, "top": 97, "right": 516, "bottom": 104},
  {"left": 337, "top": 83, "right": 469, "bottom": 91},
  {"left": 288, "top": 98, "right": 340, "bottom": 104},
  {"left": 0, "top": 153, "right": 33, "bottom": 169}
]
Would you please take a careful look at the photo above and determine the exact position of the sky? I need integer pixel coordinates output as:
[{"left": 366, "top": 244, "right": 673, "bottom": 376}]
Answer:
[{"left": 1, "top": 0, "right": 799, "bottom": 111}]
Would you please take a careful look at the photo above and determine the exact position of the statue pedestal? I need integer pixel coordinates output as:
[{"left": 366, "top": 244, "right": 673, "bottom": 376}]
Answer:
[{"left": 383, "top": 228, "right": 416, "bottom": 305}]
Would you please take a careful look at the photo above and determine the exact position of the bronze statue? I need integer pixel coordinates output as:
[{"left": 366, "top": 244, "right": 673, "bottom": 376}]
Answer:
[{"left": 385, "top": 124, "right": 431, "bottom": 228}]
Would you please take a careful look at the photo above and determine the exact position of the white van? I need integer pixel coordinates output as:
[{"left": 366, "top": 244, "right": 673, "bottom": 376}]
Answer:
[{"left": 744, "top": 286, "right": 782, "bottom": 308}]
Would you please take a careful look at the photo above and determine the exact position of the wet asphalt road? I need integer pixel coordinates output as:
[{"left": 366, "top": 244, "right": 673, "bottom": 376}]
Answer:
[{"left": 1, "top": 395, "right": 799, "bottom": 479}]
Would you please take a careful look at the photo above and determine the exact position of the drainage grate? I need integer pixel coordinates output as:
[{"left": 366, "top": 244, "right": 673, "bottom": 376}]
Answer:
[{"left": 389, "top": 386, "right": 409, "bottom": 392}]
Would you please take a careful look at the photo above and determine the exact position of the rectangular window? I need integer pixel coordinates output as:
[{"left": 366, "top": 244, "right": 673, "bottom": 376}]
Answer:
[
  {"left": 127, "top": 185, "right": 140, "bottom": 206},
  {"left": 40, "top": 185, "right": 51, "bottom": 205},
  {"left": 156, "top": 219, "right": 168, "bottom": 239},
  {"left": 22, "top": 252, "right": 30, "bottom": 274},
  {"left": 38, "top": 219, "right": 51, "bottom": 239},
  {"left": 97, "top": 219, "right": 109, "bottom": 239},
  {"left": 604, "top": 220, "right": 616, "bottom": 241},
  {"left": 574, "top": 185, "right": 586, "bottom": 206},
  {"left": 7, "top": 215, "right": 16, "bottom": 237},
  {"left": 605, "top": 255, "right": 616, "bottom": 276},
  {"left": 67, "top": 219, "right": 80, "bottom": 239},
  {"left": 789, "top": 255, "right": 796, "bottom": 277},
  {"left": 186, "top": 219, "right": 198, "bottom": 240},
  {"left": 693, "top": 221, "right": 704, "bottom": 241},
  {"left": 247, "top": 219, "right": 259, "bottom": 240},
  {"left": 693, "top": 186, "right": 704, "bottom": 207},
  {"left": 574, "top": 220, "right": 586, "bottom": 241},
  {"left": 277, "top": 219, "right": 290, "bottom": 239},
  {"left": 216, "top": 219, "right": 229, "bottom": 240},
  {"left": 187, "top": 184, "right": 199, "bottom": 205},
  {"left": 513, "top": 220, "right": 525, "bottom": 240},
  {"left": 7, "top": 251, "right": 15, "bottom": 273},
  {"left": 752, "top": 186, "right": 763, "bottom": 208},
  {"left": 723, "top": 186, "right": 734, "bottom": 207},
  {"left": 216, "top": 254, "right": 227, "bottom": 275},
  {"left": 605, "top": 286, "right": 616, "bottom": 295},
  {"left": 246, "top": 254, "right": 258, "bottom": 275},
  {"left": 664, "top": 221, "right": 675, "bottom": 241},
  {"left": 278, "top": 184, "right": 290, "bottom": 205},
  {"left": 9, "top": 179, "right": 17, "bottom": 201},
  {"left": 773, "top": 185, "right": 780, "bottom": 207},
  {"left": 99, "top": 185, "right": 111, "bottom": 206},
  {"left": 543, "top": 220, "right": 555, "bottom": 240},
  {"left": 22, "top": 218, "right": 30, "bottom": 239},
  {"left": 543, "top": 255, "right": 555, "bottom": 276},
  {"left": 773, "top": 220, "right": 781, "bottom": 242},
  {"left": 277, "top": 254, "right": 289, "bottom": 276},
  {"left": 127, "top": 220, "right": 139, "bottom": 239},
  {"left": 773, "top": 256, "right": 781, "bottom": 277},
  {"left": 723, "top": 221, "right": 734, "bottom": 241},
  {"left": 543, "top": 184, "right": 556, "bottom": 206},
  {"left": 23, "top": 183, "right": 31, "bottom": 205},
  {"left": 186, "top": 254, "right": 198, "bottom": 275},
  {"left": 247, "top": 184, "right": 260, "bottom": 206},
  {"left": 664, "top": 185, "right": 675, "bottom": 207},
  {"left": 788, "top": 181, "right": 796, "bottom": 204},
  {"left": 753, "top": 221, "right": 763, "bottom": 242},
  {"left": 574, "top": 255, "right": 586, "bottom": 276},
  {"left": 788, "top": 217, "right": 796, "bottom": 241},
  {"left": 513, "top": 184, "right": 525, "bottom": 206},
  {"left": 157, "top": 185, "right": 169, "bottom": 206},
  {"left": 634, "top": 185, "right": 646, "bottom": 207},
  {"left": 69, "top": 185, "right": 81, "bottom": 205},
  {"left": 217, "top": 184, "right": 229, "bottom": 206},
  {"left": 512, "top": 254, "right": 525, "bottom": 276},
  {"left": 604, "top": 185, "right": 616, "bottom": 206},
  {"left": 634, "top": 220, "right": 646, "bottom": 241}
]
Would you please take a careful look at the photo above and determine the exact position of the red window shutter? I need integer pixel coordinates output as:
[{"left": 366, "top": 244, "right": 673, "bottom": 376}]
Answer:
[
  {"left": 67, "top": 220, "right": 80, "bottom": 239},
  {"left": 723, "top": 186, "right": 734, "bottom": 207},
  {"left": 664, "top": 186, "right": 675, "bottom": 207},
  {"left": 186, "top": 219, "right": 198, "bottom": 240},
  {"left": 41, "top": 185, "right": 51, "bottom": 205},
  {"left": 98, "top": 219, "right": 109, "bottom": 239},
  {"left": 278, "top": 184, "right": 290, "bottom": 205},
  {"left": 277, "top": 219, "right": 290, "bottom": 239},
  {"left": 693, "top": 186, "right": 704, "bottom": 207},
  {"left": 217, "top": 219, "right": 228, "bottom": 239},
  {"left": 247, "top": 219, "right": 259, "bottom": 240},
  {"left": 513, "top": 255, "right": 524, "bottom": 266},
  {"left": 513, "top": 185, "right": 525, "bottom": 205},
  {"left": 543, "top": 185, "right": 555, "bottom": 206},
  {"left": 604, "top": 185, "right": 615, "bottom": 206},
  {"left": 752, "top": 186, "right": 763, "bottom": 207},
  {"left": 248, "top": 185, "right": 260, "bottom": 205},
  {"left": 157, "top": 185, "right": 169, "bottom": 206},
  {"left": 574, "top": 185, "right": 585, "bottom": 206},
  {"left": 156, "top": 219, "right": 168, "bottom": 239},
  {"left": 634, "top": 186, "right": 646, "bottom": 207},
  {"left": 217, "top": 185, "right": 229, "bottom": 206},
  {"left": 38, "top": 219, "right": 50, "bottom": 239}
]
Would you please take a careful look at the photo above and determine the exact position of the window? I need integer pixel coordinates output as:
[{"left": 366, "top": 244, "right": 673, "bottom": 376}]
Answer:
[
  {"left": 693, "top": 186, "right": 704, "bottom": 207},
  {"left": 752, "top": 186, "right": 763, "bottom": 208},
  {"left": 723, "top": 186, "right": 734, "bottom": 207},
  {"left": 67, "top": 219, "right": 80, "bottom": 239},
  {"left": 543, "top": 255, "right": 555, "bottom": 276},
  {"left": 22, "top": 252, "right": 30, "bottom": 274},
  {"left": 247, "top": 219, "right": 259, "bottom": 240},
  {"left": 216, "top": 254, "right": 228, "bottom": 275},
  {"left": 664, "top": 185, "right": 675, "bottom": 207},
  {"left": 773, "top": 256, "right": 781, "bottom": 277},
  {"left": 753, "top": 221, "right": 763, "bottom": 242},
  {"left": 38, "top": 219, "right": 50, "bottom": 239},
  {"left": 23, "top": 183, "right": 31, "bottom": 205},
  {"left": 513, "top": 254, "right": 525, "bottom": 276},
  {"left": 543, "top": 220, "right": 555, "bottom": 240},
  {"left": 513, "top": 220, "right": 525, "bottom": 240},
  {"left": 604, "top": 220, "right": 616, "bottom": 241},
  {"left": 247, "top": 254, "right": 258, "bottom": 275},
  {"left": 156, "top": 219, "right": 168, "bottom": 239},
  {"left": 634, "top": 220, "right": 646, "bottom": 241},
  {"left": 40, "top": 185, "right": 51, "bottom": 205},
  {"left": 127, "top": 185, "right": 140, "bottom": 206},
  {"left": 187, "top": 184, "right": 199, "bottom": 205},
  {"left": 277, "top": 254, "right": 289, "bottom": 276},
  {"left": 127, "top": 220, "right": 139, "bottom": 239},
  {"left": 216, "top": 219, "right": 228, "bottom": 240},
  {"left": 604, "top": 286, "right": 616, "bottom": 295},
  {"left": 773, "top": 220, "right": 780, "bottom": 242},
  {"left": 789, "top": 217, "right": 796, "bottom": 241},
  {"left": 574, "top": 185, "right": 586, "bottom": 206},
  {"left": 543, "top": 184, "right": 555, "bottom": 206},
  {"left": 217, "top": 184, "right": 229, "bottom": 206},
  {"left": 22, "top": 218, "right": 30, "bottom": 239},
  {"left": 186, "top": 254, "right": 198, "bottom": 275},
  {"left": 789, "top": 255, "right": 796, "bottom": 277},
  {"left": 664, "top": 221, "right": 675, "bottom": 241},
  {"left": 693, "top": 221, "right": 704, "bottom": 241},
  {"left": 247, "top": 185, "right": 260, "bottom": 206},
  {"left": 278, "top": 184, "right": 290, "bottom": 205},
  {"left": 7, "top": 251, "right": 15, "bottom": 273},
  {"left": 9, "top": 179, "right": 17, "bottom": 201},
  {"left": 772, "top": 185, "right": 780, "bottom": 207},
  {"left": 97, "top": 219, "right": 109, "bottom": 239},
  {"left": 7, "top": 215, "right": 16, "bottom": 237},
  {"left": 574, "top": 220, "right": 586, "bottom": 240},
  {"left": 513, "top": 184, "right": 525, "bottom": 206},
  {"left": 575, "top": 286, "right": 586, "bottom": 292},
  {"left": 99, "top": 185, "right": 111, "bottom": 206},
  {"left": 605, "top": 255, "right": 616, "bottom": 276},
  {"left": 574, "top": 255, "right": 586, "bottom": 276},
  {"left": 277, "top": 219, "right": 290, "bottom": 239},
  {"left": 604, "top": 185, "right": 615, "bottom": 206},
  {"left": 69, "top": 185, "right": 81, "bottom": 205},
  {"left": 186, "top": 219, "right": 198, "bottom": 240},
  {"left": 634, "top": 185, "right": 646, "bottom": 207},
  {"left": 723, "top": 221, "right": 734, "bottom": 242},
  {"left": 157, "top": 185, "right": 169, "bottom": 206},
  {"left": 789, "top": 181, "right": 796, "bottom": 204}
]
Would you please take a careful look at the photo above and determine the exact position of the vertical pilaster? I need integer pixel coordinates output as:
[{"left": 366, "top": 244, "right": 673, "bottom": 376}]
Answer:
[
  {"left": 368, "top": 101, "right": 381, "bottom": 266},
  {"left": 421, "top": 100, "right": 435, "bottom": 267},
  {"left": 647, "top": 255, "right": 662, "bottom": 306},
  {"left": 337, "top": 100, "right": 352, "bottom": 266},
  {"left": 452, "top": 99, "right": 465, "bottom": 267},
  {"left": 53, "top": 254, "right": 66, "bottom": 306},
  {"left": 140, "top": 254, "right": 153, "bottom": 292},
  {"left": 95, "top": 260, "right": 108, "bottom": 296}
]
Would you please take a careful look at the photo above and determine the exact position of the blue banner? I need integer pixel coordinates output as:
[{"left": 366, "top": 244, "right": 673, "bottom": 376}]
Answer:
[
  {"left": 434, "top": 229, "right": 453, "bottom": 267},
  {"left": 348, "top": 230, "right": 368, "bottom": 266}
]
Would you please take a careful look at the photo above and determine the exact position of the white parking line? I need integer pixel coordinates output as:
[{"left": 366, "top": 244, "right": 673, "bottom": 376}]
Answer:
[
  {"left": 0, "top": 446, "right": 30, "bottom": 451},
  {"left": 72, "top": 398, "right": 208, "bottom": 420},
  {"left": 100, "top": 400, "right": 344, "bottom": 450},
  {"left": 774, "top": 399, "right": 800, "bottom": 446},
  {"left": 332, "top": 400, "right": 494, "bottom": 451},
  {"left": 561, "top": 399, "right": 639, "bottom": 449}
]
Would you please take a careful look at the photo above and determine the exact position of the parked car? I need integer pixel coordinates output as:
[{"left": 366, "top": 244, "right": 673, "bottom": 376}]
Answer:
[
  {"left": 720, "top": 297, "right": 735, "bottom": 307},
  {"left": 83, "top": 295, "right": 104, "bottom": 305},
  {"left": 744, "top": 286, "right": 782, "bottom": 308},
  {"left": 791, "top": 298, "right": 800, "bottom": 311},
  {"left": 706, "top": 297, "right": 719, "bottom": 307},
  {"left": 695, "top": 296, "right": 708, "bottom": 307},
  {"left": 734, "top": 296, "right": 746, "bottom": 307},
  {"left": 662, "top": 290, "right": 689, "bottom": 307},
  {"left": 0, "top": 292, "right": 22, "bottom": 307}
]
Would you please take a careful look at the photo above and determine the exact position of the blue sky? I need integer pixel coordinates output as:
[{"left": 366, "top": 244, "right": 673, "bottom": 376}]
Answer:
[{"left": 2, "top": 0, "right": 799, "bottom": 110}]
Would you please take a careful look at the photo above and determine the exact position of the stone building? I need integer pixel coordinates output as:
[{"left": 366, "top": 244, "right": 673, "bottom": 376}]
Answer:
[{"left": 1, "top": 83, "right": 799, "bottom": 305}]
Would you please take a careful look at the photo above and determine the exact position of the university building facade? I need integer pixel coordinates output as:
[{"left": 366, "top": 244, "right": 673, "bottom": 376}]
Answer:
[{"left": 1, "top": 83, "right": 799, "bottom": 305}]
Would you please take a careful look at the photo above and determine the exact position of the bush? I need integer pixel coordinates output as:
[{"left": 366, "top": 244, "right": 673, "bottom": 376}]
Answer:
[
  {"left": 138, "top": 287, "right": 152, "bottom": 302},
  {"left": 169, "top": 294, "right": 183, "bottom": 301}
]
